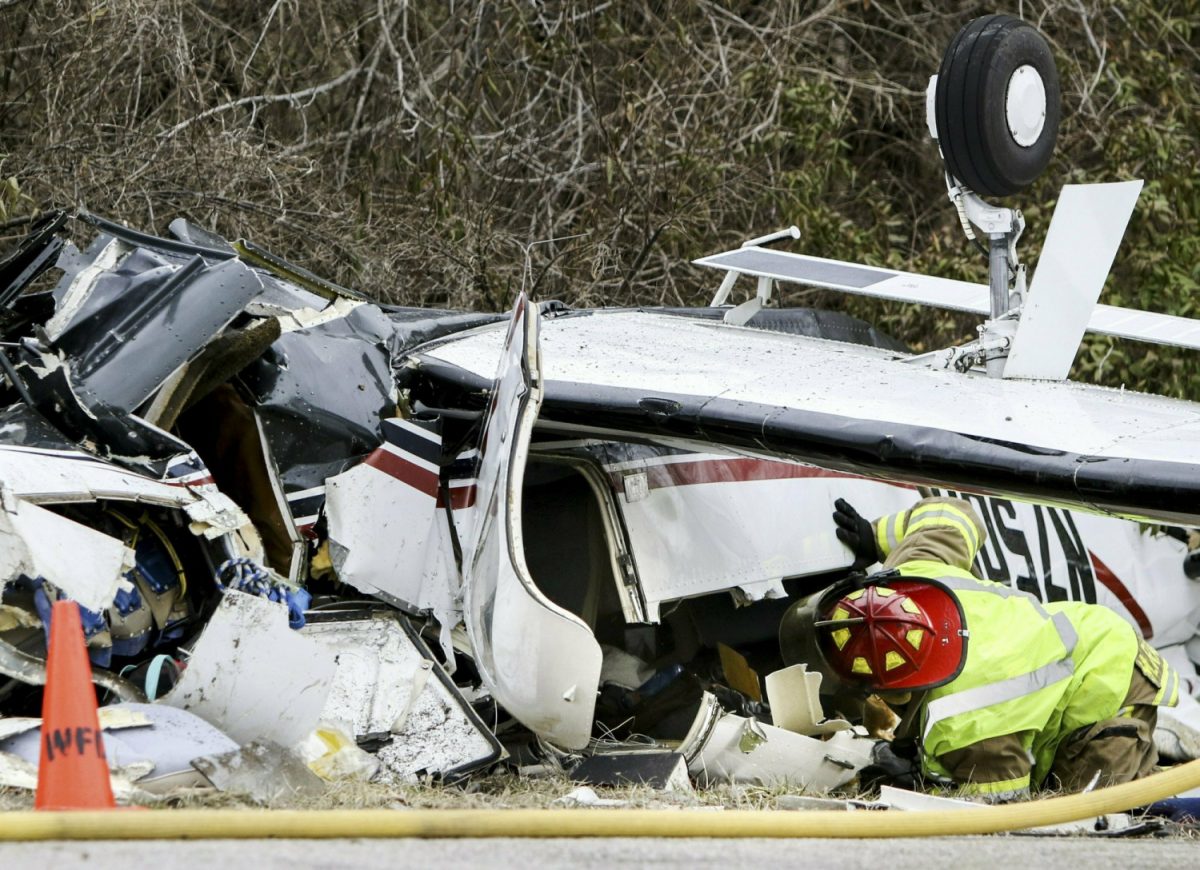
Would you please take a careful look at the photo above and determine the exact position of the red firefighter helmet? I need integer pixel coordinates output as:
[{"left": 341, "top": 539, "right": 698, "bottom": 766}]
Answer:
[{"left": 780, "top": 576, "right": 968, "bottom": 692}]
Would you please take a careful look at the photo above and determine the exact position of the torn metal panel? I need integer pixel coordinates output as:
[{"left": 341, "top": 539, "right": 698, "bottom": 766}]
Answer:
[
  {"left": 0, "top": 422, "right": 257, "bottom": 557},
  {"left": 44, "top": 234, "right": 129, "bottom": 340},
  {"left": 460, "top": 296, "right": 603, "bottom": 750},
  {"left": 381, "top": 308, "right": 508, "bottom": 352},
  {"left": 679, "top": 691, "right": 873, "bottom": 790},
  {"left": 70, "top": 212, "right": 337, "bottom": 317},
  {"left": 47, "top": 251, "right": 262, "bottom": 414},
  {"left": 324, "top": 417, "right": 459, "bottom": 641},
  {"left": 300, "top": 612, "right": 502, "bottom": 782},
  {"left": 764, "top": 665, "right": 852, "bottom": 737},
  {"left": 159, "top": 590, "right": 335, "bottom": 747},
  {"left": 0, "top": 498, "right": 133, "bottom": 613},
  {"left": 16, "top": 353, "right": 222, "bottom": 480},
  {"left": 165, "top": 218, "right": 237, "bottom": 256},
  {"left": 141, "top": 317, "right": 284, "bottom": 432},
  {"left": 237, "top": 302, "right": 400, "bottom": 499},
  {"left": 0, "top": 211, "right": 67, "bottom": 319},
  {"left": 183, "top": 488, "right": 256, "bottom": 541},
  {"left": 232, "top": 238, "right": 367, "bottom": 304},
  {"left": 0, "top": 422, "right": 199, "bottom": 508}
]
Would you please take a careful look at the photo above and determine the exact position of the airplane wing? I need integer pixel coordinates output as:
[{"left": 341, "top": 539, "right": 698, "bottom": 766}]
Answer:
[{"left": 418, "top": 309, "right": 1200, "bottom": 526}]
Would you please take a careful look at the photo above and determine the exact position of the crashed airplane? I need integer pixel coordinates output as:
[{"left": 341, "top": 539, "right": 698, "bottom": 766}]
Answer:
[{"left": 1, "top": 14, "right": 1199, "bottom": 799}]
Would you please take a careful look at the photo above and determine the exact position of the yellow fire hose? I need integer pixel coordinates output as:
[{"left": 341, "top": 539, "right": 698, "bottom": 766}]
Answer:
[{"left": 0, "top": 759, "right": 1198, "bottom": 840}]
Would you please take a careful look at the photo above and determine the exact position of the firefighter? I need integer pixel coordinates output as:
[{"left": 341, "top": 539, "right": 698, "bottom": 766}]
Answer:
[{"left": 779, "top": 496, "right": 1180, "bottom": 799}]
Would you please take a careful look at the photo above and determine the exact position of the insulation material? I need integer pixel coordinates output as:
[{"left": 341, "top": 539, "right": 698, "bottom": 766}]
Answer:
[
  {"left": 300, "top": 613, "right": 502, "bottom": 783},
  {"left": 160, "top": 590, "right": 335, "bottom": 747}
]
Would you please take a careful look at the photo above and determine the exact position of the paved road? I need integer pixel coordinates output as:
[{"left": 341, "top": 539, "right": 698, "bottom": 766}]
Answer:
[{"left": 1, "top": 837, "right": 1196, "bottom": 869}]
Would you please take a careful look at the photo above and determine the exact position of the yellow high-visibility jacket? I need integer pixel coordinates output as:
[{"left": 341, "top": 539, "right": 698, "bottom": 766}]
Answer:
[{"left": 871, "top": 498, "right": 1178, "bottom": 795}]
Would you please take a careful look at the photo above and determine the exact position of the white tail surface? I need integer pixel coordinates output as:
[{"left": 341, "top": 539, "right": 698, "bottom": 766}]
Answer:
[{"left": 1003, "top": 181, "right": 1144, "bottom": 380}]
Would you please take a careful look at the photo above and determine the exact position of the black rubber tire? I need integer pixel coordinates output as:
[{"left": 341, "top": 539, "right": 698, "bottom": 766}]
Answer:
[{"left": 934, "top": 15, "right": 1060, "bottom": 197}]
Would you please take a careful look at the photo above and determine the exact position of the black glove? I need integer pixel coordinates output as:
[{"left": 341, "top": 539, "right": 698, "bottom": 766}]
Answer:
[
  {"left": 858, "top": 738, "right": 920, "bottom": 793},
  {"left": 833, "top": 498, "right": 877, "bottom": 569}
]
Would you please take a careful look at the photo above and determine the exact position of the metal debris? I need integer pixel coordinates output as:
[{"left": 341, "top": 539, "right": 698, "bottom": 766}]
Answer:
[
  {"left": 192, "top": 739, "right": 326, "bottom": 805},
  {"left": 300, "top": 611, "right": 502, "bottom": 784},
  {"left": 160, "top": 591, "right": 334, "bottom": 747},
  {"left": 572, "top": 752, "right": 692, "bottom": 793}
]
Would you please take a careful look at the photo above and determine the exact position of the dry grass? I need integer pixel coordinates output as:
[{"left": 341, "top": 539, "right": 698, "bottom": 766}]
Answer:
[{"left": 0, "top": 771, "right": 851, "bottom": 812}]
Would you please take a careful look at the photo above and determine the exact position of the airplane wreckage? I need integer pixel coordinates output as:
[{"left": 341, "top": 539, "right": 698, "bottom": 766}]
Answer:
[{"left": 1, "top": 15, "right": 1200, "bottom": 805}]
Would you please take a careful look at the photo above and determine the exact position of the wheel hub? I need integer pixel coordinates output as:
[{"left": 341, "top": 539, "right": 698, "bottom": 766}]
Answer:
[{"left": 1005, "top": 64, "right": 1046, "bottom": 148}]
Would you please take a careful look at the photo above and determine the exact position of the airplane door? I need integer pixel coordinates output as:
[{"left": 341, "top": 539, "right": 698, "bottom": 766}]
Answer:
[{"left": 460, "top": 295, "right": 603, "bottom": 749}]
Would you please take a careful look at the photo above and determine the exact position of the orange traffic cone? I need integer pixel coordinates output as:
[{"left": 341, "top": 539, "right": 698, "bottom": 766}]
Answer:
[{"left": 34, "top": 599, "right": 115, "bottom": 810}]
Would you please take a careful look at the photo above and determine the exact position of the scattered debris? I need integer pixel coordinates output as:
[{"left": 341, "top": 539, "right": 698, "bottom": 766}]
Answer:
[
  {"left": 764, "top": 664, "right": 852, "bottom": 736},
  {"left": 878, "top": 785, "right": 1134, "bottom": 835},
  {"left": 553, "top": 785, "right": 630, "bottom": 808},
  {"left": 295, "top": 725, "right": 379, "bottom": 783},
  {"left": 680, "top": 692, "right": 874, "bottom": 789},
  {"left": 192, "top": 739, "right": 326, "bottom": 805},
  {"left": 572, "top": 752, "right": 692, "bottom": 793},
  {"left": 775, "top": 794, "right": 883, "bottom": 811}
]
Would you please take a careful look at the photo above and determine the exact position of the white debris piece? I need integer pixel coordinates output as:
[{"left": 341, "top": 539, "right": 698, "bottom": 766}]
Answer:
[
  {"left": 159, "top": 590, "right": 335, "bottom": 747},
  {"left": 680, "top": 691, "right": 873, "bottom": 790},
  {"left": 0, "top": 498, "right": 134, "bottom": 613},
  {"left": 878, "top": 784, "right": 1132, "bottom": 834},
  {"left": 184, "top": 489, "right": 254, "bottom": 539},
  {"left": 0, "top": 704, "right": 230, "bottom": 795},
  {"left": 192, "top": 739, "right": 326, "bottom": 804},
  {"left": 764, "top": 664, "right": 852, "bottom": 736},
  {"left": 300, "top": 614, "right": 501, "bottom": 783},
  {"left": 296, "top": 725, "right": 379, "bottom": 782},
  {"left": 553, "top": 786, "right": 629, "bottom": 808}
]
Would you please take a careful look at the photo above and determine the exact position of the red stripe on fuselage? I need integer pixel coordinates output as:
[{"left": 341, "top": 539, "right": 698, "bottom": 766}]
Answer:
[
  {"left": 438, "top": 484, "right": 477, "bottom": 510},
  {"left": 363, "top": 448, "right": 478, "bottom": 508},
  {"left": 610, "top": 458, "right": 876, "bottom": 491},
  {"left": 364, "top": 448, "right": 439, "bottom": 498},
  {"left": 1089, "top": 551, "right": 1154, "bottom": 640}
]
